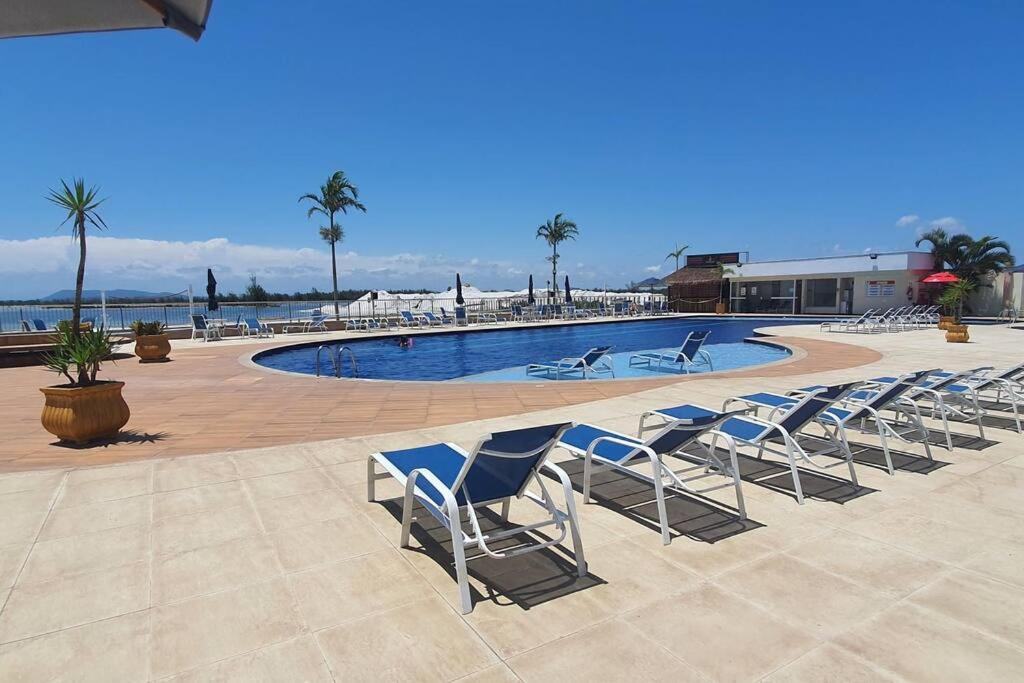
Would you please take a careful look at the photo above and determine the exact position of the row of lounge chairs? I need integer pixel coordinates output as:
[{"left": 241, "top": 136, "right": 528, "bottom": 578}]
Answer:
[
  {"left": 821, "top": 305, "right": 940, "bottom": 333},
  {"left": 19, "top": 317, "right": 96, "bottom": 332},
  {"left": 367, "top": 361, "right": 1024, "bottom": 613},
  {"left": 525, "top": 331, "right": 716, "bottom": 380}
]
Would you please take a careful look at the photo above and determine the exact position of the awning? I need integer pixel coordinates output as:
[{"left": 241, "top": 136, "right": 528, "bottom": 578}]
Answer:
[{"left": 1, "top": 0, "right": 214, "bottom": 42}]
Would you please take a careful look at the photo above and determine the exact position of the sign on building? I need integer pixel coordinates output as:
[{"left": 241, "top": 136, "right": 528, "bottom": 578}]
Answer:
[
  {"left": 865, "top": 280, "right": 896, "bottom": 297},
  {"left": 686, "top": 252, "right": 742, "bottom": 267}
]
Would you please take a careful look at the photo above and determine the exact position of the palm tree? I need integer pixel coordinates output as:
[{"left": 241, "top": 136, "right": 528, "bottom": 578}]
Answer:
[
  {"left": 915, "top": 228, "right": 957, "bottom": 273},
  {"left": 300, "top": 171, "right": 366, "bottom": 317},
  {"left": 536, "top": 213, "right": 579, "bottom": 298},
  {"left": 950, "top": 235, "right": 1014, "bottom": 283},
  {"left": 665, "top": 244, "right": 689, "bottom": 273},
  {"left": 46, "top": 178, "right": 107, "bottom": 336}
]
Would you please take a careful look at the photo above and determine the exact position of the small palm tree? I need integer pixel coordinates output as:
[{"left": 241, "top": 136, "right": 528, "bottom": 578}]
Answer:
[
  {"left": 536, "top": 213, "right": 579, "bottom": 298},
  {"left": 300, "top": 171, "right": 366, "bottom": 317},
  {"left": 952, "top": 235, "right": 1014, "bottom": 283},
  {"left": 46, "top": 179, "right": 107, "bottom": 336},
  {"left": 665, "top": 244, "right": 689, "bottom": 273}
]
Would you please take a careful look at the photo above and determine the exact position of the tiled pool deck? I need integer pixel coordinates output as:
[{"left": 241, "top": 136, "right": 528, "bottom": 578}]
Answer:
[{"left": 1, "top": 318, "right": 1022, "bottom": 681}]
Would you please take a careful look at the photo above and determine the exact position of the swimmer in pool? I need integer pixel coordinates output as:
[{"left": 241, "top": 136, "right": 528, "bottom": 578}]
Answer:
[{"left": 397, "top": 335, "right": 413, "bottom": 348}]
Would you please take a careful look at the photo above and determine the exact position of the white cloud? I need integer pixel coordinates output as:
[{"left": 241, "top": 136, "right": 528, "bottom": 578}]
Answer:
[
  {"left": 643, "top": 264, "right": 661, "bottom": 274},
  {"left": 895, "top": 214, "right": 919, "bottom": 227},
  {"left": 929, "top": 216, "right": 963, "bottom": 231}
]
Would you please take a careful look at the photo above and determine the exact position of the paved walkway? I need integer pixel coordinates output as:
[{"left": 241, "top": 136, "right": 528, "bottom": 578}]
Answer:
[{"left": 1, "top": 321, "right": 1022, "bottom": 681}]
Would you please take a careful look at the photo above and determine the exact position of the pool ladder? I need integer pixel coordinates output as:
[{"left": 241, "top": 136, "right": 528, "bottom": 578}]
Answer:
[{"left": 315, "top": 345, "right": 358, "bottom": 378}]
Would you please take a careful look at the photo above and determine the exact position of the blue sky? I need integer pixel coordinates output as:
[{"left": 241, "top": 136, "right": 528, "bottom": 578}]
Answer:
[{"left": 1, "top": 0, "right": 1021, "bottom": 297}]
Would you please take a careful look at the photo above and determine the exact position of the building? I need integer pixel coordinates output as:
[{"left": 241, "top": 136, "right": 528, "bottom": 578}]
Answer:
[{"left": 667, "top": 251, "right": 937, "bottom": 315}]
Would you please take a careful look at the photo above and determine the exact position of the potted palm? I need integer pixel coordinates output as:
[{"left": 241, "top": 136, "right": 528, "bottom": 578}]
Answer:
[
  {"left": 939, "top": 281, "right": 975, "bottom": 343},
  {"left": 39, "top": 178, "right": 129, "bottom": 444},
  {"left": 131, "top": 320, "right": 171, "bottom": 362}
]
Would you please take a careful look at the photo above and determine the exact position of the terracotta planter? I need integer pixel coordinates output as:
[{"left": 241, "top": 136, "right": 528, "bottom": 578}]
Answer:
[
  {"left": 134, "top": 333, "right": 171, "bottom": 362},
  {"left": 715, "top": 302, "right": 727, "bottom": 315},
  {"left": 39, "top": 381, "right": 130, "bottom": 444},
  {"left": 938, "top": 315, "right": 955, "bottom": 330},
  {"left": 945, "top": 324, "right": 970, "bottom": 343}
]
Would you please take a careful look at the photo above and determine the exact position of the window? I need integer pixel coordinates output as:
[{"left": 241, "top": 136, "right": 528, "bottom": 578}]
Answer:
[{"left": 806, "top": 279, "right": 837, "bottom": 308}]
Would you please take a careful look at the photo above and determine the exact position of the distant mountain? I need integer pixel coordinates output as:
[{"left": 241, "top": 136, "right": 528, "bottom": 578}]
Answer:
[
  {"left": 635, "top": 277, "right": 666, "bottom": 287},
  {"left": 40, "top": 289, "right": 185, "bottom": 302}
]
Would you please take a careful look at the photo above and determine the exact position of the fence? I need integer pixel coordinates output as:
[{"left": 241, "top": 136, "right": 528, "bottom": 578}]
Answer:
[{"left": 1, "top": 293, "right": 667, "bottom": 333}]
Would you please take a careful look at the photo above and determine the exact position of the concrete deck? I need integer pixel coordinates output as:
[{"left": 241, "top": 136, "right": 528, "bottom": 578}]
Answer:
[{"left": 0, "top": 320, "right": 1022, "bottom": 681}]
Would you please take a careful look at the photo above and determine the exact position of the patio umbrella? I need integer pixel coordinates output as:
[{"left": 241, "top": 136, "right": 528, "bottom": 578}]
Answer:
[
  {"left": 1, "top": 0, "right": 214, "bottom": 41},
  {"left": 206, "top": 268, "right": 218, "bottom": 312},
  {"left": 922, "top": 272, "right": 960, "bottom": 284},
  {"left": 455, "top": 273, "right": 464, "bottom": 306},
  {"left": 527, "top": 275, "right": 535, "bottom": 304},
  {"left": 564, "top": 275, "right": 572, "bottom": 304}
]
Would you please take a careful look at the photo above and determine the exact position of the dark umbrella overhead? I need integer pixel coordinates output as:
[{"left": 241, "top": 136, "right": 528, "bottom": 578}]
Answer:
[
  {"left": 206, "top": 268, "right": 218, "bottom": 312},
  {"left": 564, "top": 275, "right": 572, "bottom": 304},
  {"left": 1, "top": 0, "right": 213, "bottom": 41},
  {"left": 455, "top": 273, "right": 464, "bottom": 306},
  {"left": 527, "top": 275, "right": 535, "bottom": 304}
]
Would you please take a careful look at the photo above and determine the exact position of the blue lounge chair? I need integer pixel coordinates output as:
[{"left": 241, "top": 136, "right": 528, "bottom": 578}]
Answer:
[
  {"left": 641, "top": 382, "right": 862, "bottom": 505},
  {"left": 557, "top": 412, "right": 746, "bottom": 544},
  {"left": 452, "top": 307, "right": 468, "bottom": 326},
  {"left": 190, "top": 314, "right": 220, "bottom": 341},
  {"left": 368, "top": 422, "right": 585, "bottom": 614},
  {"left": 629, "top": 330, "right": 713, "bottom": 374},
  {"left": 526, "top": 346, "right": 615, "bottom": 380},
  {"left": 399, "top": 310, "right": 422, "bottom": 327},
  {"left": 31, "top": 318, "right": 48, "bottom": 331},
  {"left": 240, "top": 317, "right": 274, "bottom": 338},
  {"left": 420, "top": 311, "right": 446, "bottom": 326}
]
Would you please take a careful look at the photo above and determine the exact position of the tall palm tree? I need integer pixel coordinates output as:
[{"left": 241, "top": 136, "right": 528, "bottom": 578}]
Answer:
[
  {"left": 915, "top": 228, "right": 956, "bottom": 273},
  {"left": 46, "top": 178, "right": 107, "bottom": 336},
  {"left": 665, "top": 243, "right": 689, "bottom": 273},
  {"left": 950, "top": 235, "right": 1014, "bottom": 283},
  {"left": 300, "top": 171, "right": 366, "bottom": 317},
  {"left": 536, "top": 213, "right": 578, "bottom": 298}
]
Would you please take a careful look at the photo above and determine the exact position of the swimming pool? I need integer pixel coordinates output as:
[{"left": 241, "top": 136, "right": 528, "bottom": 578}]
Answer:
[{"left": 252, "top": 317, "right": 812, "bottom": 382}]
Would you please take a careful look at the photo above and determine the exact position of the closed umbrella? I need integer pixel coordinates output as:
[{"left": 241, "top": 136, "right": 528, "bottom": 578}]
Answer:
[
  {"left": 455, "top": 273, "right": 464, "bottom": 306},
  {"left": 527, "top": 275, "right": 535, "bottom": 304},
  {"left": 564, "top": 275, "right": 572, "bottom": 304},
  {"left": 206, "top": 268, "right": 218, "bottom": 312}
]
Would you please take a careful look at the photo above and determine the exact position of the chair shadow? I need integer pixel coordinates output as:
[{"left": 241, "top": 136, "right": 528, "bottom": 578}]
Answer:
[
  {"left": 50, "top": 429, "right": 169, "bottom": 449},
  {"left": 948, "top": 413, "right": 1020, "bottom": 433},
  {"left": 548, "top": 457, "right": 763, "bottom": 543},
  {"left": 842, "top": 440, "right": 950, "bottom": 474},
  {"left": 376, "top": 499, "right": 604, "bottom": 611}
]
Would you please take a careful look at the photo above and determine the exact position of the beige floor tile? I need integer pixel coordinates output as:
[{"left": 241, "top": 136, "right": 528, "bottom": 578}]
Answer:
[
  {"left": 231, "top": 450, "right": 316, "bottom": 479},
  {"left": 253, "top": 488, "right": 354, "bottom": 532},
  {"left": 957, "top": 538, "right": 1024, "bottom": 588},
  {"left": 322, "top": 460, "right": 369, "bottom": 487},
  {"left": 56, "top": 471, "right": 151, "bottom": 508},
  {"left": 153, "top": 503, "right": 262, "bottom": 556},
  {"left": 19, "top": 524, "right": 150, "bottom": 584},
  {"left": 842, "top": 509, "right": 995, "bottom": 563},
  {"left": 715, "top": 553, "right": 890, "bottom": 637},
  {"left": 634, "top": 530, "right": 777, "bottom": 578},
  {"left": 763, "top": 642, "right": 899, "bottom": 682},
  {"left": 0, "top": 470, "right": 65, "bottom": 496},
  {"left": 151, "top": 578, "right": 304, "bottom": 678},
  {"left": 0, "top": 610, "right": 150, "bottom": 682},
  {"left": 0, "top": 544, "right": 29, "bottom": 591},
  {"left": 152, "top": 480, "right": 248, "bottom": 519},
  {"left": 0, "top": 488, "right": 57, "bottom": 518},
  {"left": 316, "top": 596, "right": 497, "bottom": 682},
  {"left": 453, "top": 663, "right": 522, "bottom": 682},
  {"left": 623, "top": 583, "right": 817, "bottom": 681},
  {"left": 65, "top": 461, "right": 151, "bottom": 485},
  {"left": 909, "top": 570, "right": 1024, "bottom": 647},
  {"left": 269, "top": 513, "right": 388, "bottom": 572},
  {"left": 0, "top": 510, "right": 46, "bottom": 546},
  {"left": 154, "top": 457, "right": 240, "bottom": 492},
  {"left": 837, "top": 602, "right": 1024, "bottom": 682},
  {"left": 165, "top": 635, "right": 332, "bottom": 682},
  {"left": 787, "top": 529, "right": 945, "bottom": 598},
  {"left": 152, "top": 535, "right": 282, "bottom": 605},
  {"left": 244, "top": 467, "right": 335, "bottom": 499},
  {"left": 39, "top": 495, "right": 152, "bottom": 540},
  {"left": 0, "top": 561, "right": 149, "bottom": 643},
  {"left": 288, "top": 549, "right": 430, "bottom": 630},
  {"left": 577, "top": 538, "right": 702, "bottom": 613},
  {"left": 300, "top": 437, "right": 376, "bottom": 466}
]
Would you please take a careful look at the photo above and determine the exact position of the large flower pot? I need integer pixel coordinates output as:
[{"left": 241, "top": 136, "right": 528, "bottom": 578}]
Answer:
[
  {"left": 134, "top": 333, "right": 171, "bottom": 363},
  {"left": 938, "top": 315, "right": 955, "bottom": 330},
  {"left": 39, "top": 381, "right": 130, "bottom": 444},
  {"left": 945, "top": 324, "right": 970, "bottom": 343},
  {"left": 715, "top": 302, "right": 727, "bottom": 315}
]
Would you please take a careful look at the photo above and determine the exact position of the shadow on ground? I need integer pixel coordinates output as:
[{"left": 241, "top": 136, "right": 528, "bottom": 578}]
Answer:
[
  {"left": 50, "top": 429, "right": 169, "bottom": 449},
  {"left": 377, "top": 498, "right": 603, "bottom": 611}
]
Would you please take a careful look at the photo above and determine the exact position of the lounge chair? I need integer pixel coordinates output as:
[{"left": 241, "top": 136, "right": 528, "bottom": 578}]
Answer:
[
  {"left": 526, "top": 346, "right": 615, "bottom": 380},
  {"left": 928, "top": 365, "right": 1023, "bottom": 435},
  {"left": 641, "top": 382, "right": 862, "bottom": 505},
  {"left": 419, "top": 311, "right": 445, "bottom": 327},
  {"left": 451, "top": 307, "right": 468, "bottom": 326},
  {"left": 398, "top": 311, "right": 422, "bottom": 327},
  {"left": 628, "top": 330, "right": 713, "bottom": 374},
  {"left": 284, "top": 314, "right": 328, "bottom": 333},
  {"left": 557, "top": 411, "right": 746, "bottom": 544},
  {"left": 190, "top": 314, "right": 221, "bottom": 341},
  {"left": 367, "top": 422, "right": 585, "bottom": 614},
  {"left": 240, "top": 317, "right": 274, "bottom": 338},
  {"left": 819, "top": 309, "right": 877, "bottom": 333},
  {"left": 21, "top": 319, "right": 48, "bottom": 332}
]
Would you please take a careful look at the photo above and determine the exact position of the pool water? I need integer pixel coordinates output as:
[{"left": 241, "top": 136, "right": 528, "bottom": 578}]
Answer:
[{"left": 253, "top": 316, "right": 812, "bottom": 382}]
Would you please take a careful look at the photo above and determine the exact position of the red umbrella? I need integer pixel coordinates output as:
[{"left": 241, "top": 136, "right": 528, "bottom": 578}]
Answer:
[{"left": 921, "top": 272, "right": 959, "bottom": 284}]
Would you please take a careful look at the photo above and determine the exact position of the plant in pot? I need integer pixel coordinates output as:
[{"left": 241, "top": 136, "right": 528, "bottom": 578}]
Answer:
[
  {"left": 39, "top": 178, "right": 129, "bottom": 444},
  {"left": 130, "top": 320, "right": 171, "bottom": 362},
  {"left": 938, "top": 280, "right": 975, "bottom": 343}
]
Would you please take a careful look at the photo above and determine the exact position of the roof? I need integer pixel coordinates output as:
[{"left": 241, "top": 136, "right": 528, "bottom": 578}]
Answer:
[{"left": 663, "top": 267, "right": 722, "bottom": 285}]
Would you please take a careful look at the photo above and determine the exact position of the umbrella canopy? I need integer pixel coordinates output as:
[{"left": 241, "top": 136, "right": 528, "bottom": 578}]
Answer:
[
  {"left": 922, "top": 272, "right": 960, "bottom": 284},
  {"left": 564, "top": 275, "right": 572, "bottom": 304},
  {"left": 206, "top": 268, "right": 218, "bottom": 311},
  {"left": 1, "top": 0, "right": 213, "bottom": 41},
  {"left": 527, "top": 275, "right": 535, "bottom": 304},
  {"left": 455, "top": 273, "right": 464, "bottom": 305}
]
